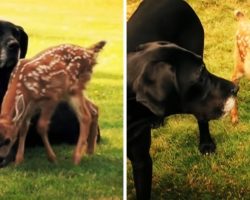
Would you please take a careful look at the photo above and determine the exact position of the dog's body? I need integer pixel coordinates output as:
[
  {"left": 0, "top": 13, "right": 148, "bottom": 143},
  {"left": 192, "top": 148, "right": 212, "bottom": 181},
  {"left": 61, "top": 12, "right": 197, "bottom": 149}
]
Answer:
[
  {"left": 127, "top": 0, "right": 204, "bottom": 56},
  {"left": 231, "top": 10, "right": 250, "bottom": 123},
  {"left": 127, "top": 0, "right": 238, "bottom": 199}
]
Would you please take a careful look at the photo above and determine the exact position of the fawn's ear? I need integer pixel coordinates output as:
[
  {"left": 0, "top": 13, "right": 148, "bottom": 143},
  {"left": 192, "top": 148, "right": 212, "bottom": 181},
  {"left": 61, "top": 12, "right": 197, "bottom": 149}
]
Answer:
[
  {"left": 89, "top": 41, "right": 106, "bottom": 53},
  {"left": 234, "top": 10, "right": 245, "bottom": 21},
  {"left": 12, "top": 94, "right": 25, "bottom": 123}
]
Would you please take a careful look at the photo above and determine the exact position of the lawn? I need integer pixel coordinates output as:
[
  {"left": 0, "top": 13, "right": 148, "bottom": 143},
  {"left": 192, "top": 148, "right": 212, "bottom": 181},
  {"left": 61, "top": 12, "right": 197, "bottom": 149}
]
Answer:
[
  {"left": 0, "top": 0, "right": 123, "bottom": 199},
  {"left": 127, "top": 0, "right": 250, "bottom": 199}
]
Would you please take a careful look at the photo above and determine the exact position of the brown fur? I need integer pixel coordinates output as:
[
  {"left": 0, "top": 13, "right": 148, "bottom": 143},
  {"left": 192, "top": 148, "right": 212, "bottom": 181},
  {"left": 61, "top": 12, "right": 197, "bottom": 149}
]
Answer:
[
  {"left": 231, "top": 10, "right": 250, "bottom": 123},
  {"left": 0, "top": 41, "right": 105, "bottom": 165}
]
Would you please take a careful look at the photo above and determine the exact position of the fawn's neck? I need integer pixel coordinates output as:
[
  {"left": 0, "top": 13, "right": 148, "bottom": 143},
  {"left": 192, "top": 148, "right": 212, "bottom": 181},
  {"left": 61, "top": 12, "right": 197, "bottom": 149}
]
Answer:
[{"left": 0, "top": 65, "right": 28, "bottom": 125}]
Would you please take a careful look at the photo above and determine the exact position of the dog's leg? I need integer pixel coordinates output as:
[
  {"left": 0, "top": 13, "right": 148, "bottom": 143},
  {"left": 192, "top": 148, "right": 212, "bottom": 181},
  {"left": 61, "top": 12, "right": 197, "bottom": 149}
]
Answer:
[
  {"left": 86, "top": 100, "right": 99, "bottom": 155},
  {"left": 128, "top": 128, "right": 152, "bottom": 200},
  {"left": 198, "top": 121, "right": 216, "bottom": 154},
  {"left": 70, "top": 94, "right": 92, "bottom": 165},
  {"left": 231, "top": 48, "right": 244, "bottom": 124},
  {"left": 15, "top": 119, "right": 30, "bottom": 164},
  {"left": 37, "top": 102, "right": 57, "bottom": 163}
]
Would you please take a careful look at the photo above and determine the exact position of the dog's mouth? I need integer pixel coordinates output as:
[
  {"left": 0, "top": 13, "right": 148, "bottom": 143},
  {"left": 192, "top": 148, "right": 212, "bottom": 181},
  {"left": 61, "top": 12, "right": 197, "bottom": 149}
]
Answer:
[
  {"left": 0, "top": 57, "right": 18, "bottom": 69},
  {"left": 222, "top": 96, "right": 236, "bottom": 117},
  {"left": 0, "top": 50, "right": 7, "bottom": 68},
  {"left": 0, "top": 60, "right": 6, "bottom": 68},
  {"left": 0, "top": 48, "right": 20, "bottom": 68},
  {"left": 196, "top": 96, "right": 236, "bottom": 121}
]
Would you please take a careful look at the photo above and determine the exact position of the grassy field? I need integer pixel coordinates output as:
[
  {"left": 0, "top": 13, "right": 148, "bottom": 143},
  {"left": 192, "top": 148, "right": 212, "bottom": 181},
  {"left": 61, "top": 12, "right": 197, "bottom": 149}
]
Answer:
[
  {"left": 127, "top": 0, "right": 250, "bottom": 199},
  {"left": 0, "top": 0, "right": 123, "bottom": 199}
]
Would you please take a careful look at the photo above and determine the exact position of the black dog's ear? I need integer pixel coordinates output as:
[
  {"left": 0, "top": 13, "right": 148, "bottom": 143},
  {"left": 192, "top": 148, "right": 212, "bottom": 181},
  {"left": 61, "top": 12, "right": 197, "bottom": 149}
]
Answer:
[
  {"left": 133, "top": 61, "right": 176, "bottom": 116},
  {"left": 131, "top": 41, "right": 203, "bottom": 116},
  {"left": 16, "top": 26, "right": 28, "bottom": 58}
]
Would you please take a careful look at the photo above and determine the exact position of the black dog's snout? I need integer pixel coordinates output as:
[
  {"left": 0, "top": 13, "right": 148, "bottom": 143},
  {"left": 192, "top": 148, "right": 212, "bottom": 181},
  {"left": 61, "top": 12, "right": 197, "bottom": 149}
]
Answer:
[
  {"left": 7, "top": 40, "right": 19, "bottom": 51},
  {"left": 231, "top": 85, "right": 239, "bottom": 96}
]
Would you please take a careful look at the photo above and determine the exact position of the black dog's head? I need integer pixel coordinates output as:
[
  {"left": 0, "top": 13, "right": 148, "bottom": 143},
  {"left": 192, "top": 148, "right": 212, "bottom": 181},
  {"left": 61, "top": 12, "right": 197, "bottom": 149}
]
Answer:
[
  {"left": 0, "top": 20, "right": 28, "bottom": 69},
  {"left": 128, "top": 41, "right": 238, "bottom": 121}
]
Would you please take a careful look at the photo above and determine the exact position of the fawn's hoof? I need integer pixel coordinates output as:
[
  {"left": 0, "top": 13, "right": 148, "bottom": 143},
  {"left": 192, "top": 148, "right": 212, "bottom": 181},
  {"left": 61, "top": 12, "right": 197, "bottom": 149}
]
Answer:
[
  {"left": 48, "top": 154, "right": 57, "bottom": 163},
  {"left": 86, "top": 147, "right": 95, "bottom": 155},
  {"left": 15, "top": 156, "right": 24, "bottom": 165},
  {"left": 231, "top": 116, "right": 239, "bottom": 124},
  {"left": 73, "top": 154, "right": 82, "bottom": 165}
]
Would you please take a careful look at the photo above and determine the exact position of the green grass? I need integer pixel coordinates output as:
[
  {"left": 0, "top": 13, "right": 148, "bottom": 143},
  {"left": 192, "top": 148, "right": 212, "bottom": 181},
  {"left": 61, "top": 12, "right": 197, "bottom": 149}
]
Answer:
[
  {"left": 127, "top": 0, "right": 250, "bottom": 199},
  {"left": 0, "top": 0, "right": 123, "bottom": 199}
]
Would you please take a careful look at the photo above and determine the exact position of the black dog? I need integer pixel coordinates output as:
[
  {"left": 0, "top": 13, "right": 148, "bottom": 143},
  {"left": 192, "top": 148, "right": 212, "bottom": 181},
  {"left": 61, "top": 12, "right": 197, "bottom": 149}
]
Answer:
[
  {"left": 0, "top": 21, "right": 28, "bottom": 104},
  {"left": 0, "top": 20, "right": 100, "bottom": 167},
  {"left": 127, "top": 0, "right": 238, "bottom": 199},
  {"left": 127, "top": 42, "right": 238, "bottom": 199},
  {"left": 0, "top": 20, "right": 28, "bottom": 166}
]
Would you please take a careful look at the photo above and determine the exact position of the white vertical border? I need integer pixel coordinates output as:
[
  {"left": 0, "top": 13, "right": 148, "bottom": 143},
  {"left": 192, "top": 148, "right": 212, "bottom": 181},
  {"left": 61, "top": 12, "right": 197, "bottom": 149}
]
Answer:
[{"left": 123, "top": 0, "right": 127, "bottom": 199}]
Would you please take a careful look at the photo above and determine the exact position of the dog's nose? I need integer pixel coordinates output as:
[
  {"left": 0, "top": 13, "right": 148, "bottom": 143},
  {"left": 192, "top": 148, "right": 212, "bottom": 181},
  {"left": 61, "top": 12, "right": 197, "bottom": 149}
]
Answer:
[
  {"left": 7, "top": 40, "right": 19, "bottom": 51},
  {"left": 231, "top": 85, "right": 239, "bottom": 95}
]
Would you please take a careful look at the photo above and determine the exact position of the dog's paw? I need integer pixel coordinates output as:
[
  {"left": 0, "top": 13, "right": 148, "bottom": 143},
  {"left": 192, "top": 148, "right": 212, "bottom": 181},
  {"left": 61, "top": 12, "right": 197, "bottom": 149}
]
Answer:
[
  {"left": 15, "top": 156, "right": 24, "bottom": 165},
  {"left": 199, "top": 142, "right": 216, "bottom": 154}
]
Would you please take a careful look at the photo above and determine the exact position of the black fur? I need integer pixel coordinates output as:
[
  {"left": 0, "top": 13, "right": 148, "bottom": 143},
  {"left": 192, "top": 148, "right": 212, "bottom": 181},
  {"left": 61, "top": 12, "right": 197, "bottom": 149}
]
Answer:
[
  {"left": 0, "top": 20, "right": 28, "bottom": 104},
  {"left": 127, "top": 1, "right": 238, "bottom": 199}
]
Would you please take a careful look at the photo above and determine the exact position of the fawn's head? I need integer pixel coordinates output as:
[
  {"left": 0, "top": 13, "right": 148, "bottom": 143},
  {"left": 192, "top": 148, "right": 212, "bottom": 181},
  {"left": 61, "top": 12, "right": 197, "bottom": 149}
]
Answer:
[{"left": 0, "top": 116, "right": 16, "bottom": 158}]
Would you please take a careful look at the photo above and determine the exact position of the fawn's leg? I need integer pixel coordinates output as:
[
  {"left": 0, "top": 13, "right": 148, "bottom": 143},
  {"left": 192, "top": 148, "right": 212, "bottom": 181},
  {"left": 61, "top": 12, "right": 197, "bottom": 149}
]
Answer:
[
  {"left": 70, "top": 94, "right": 92, "bottom": 165},
  {"left": 15, "top": 119, "right": 30, "bottom": 165},
  {"left": 231, "top": 48, "right": 244, "bottom": 124},
  {"left": 37, "top": 102, "right": 57, "bottom": 162},
  {"left": 86, "top": 100, "right": 99, "bottom": 155}
]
